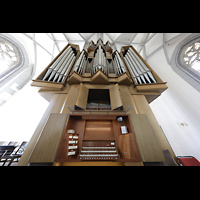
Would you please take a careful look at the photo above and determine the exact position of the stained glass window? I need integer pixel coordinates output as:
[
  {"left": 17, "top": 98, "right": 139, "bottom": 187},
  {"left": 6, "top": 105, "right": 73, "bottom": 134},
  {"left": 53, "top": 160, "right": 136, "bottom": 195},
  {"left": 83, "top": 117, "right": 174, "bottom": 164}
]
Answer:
[
  {"left": 183, "top": 42, "right": 200, "bottom": 73},
  {"left": 0, "top": 40, "right": 19, "bottom": 75}
]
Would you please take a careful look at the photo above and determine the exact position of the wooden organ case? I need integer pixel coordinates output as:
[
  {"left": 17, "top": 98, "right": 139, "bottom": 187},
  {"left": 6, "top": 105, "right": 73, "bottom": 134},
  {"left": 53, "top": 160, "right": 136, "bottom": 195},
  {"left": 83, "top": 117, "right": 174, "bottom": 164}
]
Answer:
[{"left": 20, "top": 38, "right": 179, "bottom": 166}]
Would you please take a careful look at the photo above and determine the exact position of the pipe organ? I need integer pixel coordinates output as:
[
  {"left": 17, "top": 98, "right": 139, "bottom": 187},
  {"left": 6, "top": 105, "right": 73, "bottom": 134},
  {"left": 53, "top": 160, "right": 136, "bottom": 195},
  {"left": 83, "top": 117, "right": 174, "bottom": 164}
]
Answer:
[
  {"left": 32, "top": 39, "right": 159, "bottom": 90},
  {"left": 20, "top": 38, "right": 178, "bottom": 166}
]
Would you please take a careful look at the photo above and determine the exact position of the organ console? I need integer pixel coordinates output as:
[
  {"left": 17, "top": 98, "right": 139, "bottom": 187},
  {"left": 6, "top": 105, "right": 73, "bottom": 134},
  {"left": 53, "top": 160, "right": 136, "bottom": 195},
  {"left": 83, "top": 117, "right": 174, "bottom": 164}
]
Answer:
[
  {"left": 55, "top": 114, "right": 141, "bottom": 163},
  {"left": 24, "top": 37, "right": 178, "bottom": 166}
]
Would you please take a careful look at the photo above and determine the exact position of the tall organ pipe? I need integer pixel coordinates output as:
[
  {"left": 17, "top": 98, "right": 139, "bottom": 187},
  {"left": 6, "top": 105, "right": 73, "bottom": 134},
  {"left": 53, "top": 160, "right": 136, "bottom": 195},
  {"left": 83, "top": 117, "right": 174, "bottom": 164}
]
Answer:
[
  {"left": 52, "top": 51, "right": 74, "bottom": 82},
  {"left": 126, "top": 51, "right": 146, "bottom": 83},
  {"left": 48, "top": 50, "right": 74, "bottom": 81},
  {"left": 127, "top": 50, "right": 151, "bottom": 83},
  {"left": 92, "top": 45, "right": 107, "bottom": 75},
  {"left": 58, "top": 55, "right": 76, "bottom": 82},
  {"left": 129, "top": 47, "right": 157, "bottom": 83},
  {"left": 115, "top": 51, "right": 126, "bottom": 73},
  {"left": 61, "top": 56, "right": 76, "bottom": 83},
  {"left": 124, "top": 55, "right": 141, "bottom": 84},
  {"left": 73, "top": 51, "right": 85, "bottom": 73},
  {"left": 42, "top": 45, "right": 72, "bottom": 80}
]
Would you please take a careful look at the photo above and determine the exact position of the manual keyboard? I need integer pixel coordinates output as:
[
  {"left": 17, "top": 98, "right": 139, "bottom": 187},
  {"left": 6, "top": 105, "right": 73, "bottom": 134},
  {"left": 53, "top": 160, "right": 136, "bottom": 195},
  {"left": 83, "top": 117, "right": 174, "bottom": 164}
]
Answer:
[{"left": 79, "top": 145, "right": 119, "bottom": 160}]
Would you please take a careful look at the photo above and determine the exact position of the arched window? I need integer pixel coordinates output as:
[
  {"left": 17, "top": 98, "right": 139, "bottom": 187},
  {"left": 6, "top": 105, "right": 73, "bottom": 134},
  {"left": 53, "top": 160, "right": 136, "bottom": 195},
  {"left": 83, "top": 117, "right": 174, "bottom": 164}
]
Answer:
[
  {"left": 171, "top": 33, "right": 200, "bottom": 92},
  {"left": 0, "top": 37, "right": 23, "bottom": 82},
  {"left": 183, "top": 41, "right": 200, "bottom": 73},
  {"left": 0, "top": 33, "right": 33, "bottom": 106}
]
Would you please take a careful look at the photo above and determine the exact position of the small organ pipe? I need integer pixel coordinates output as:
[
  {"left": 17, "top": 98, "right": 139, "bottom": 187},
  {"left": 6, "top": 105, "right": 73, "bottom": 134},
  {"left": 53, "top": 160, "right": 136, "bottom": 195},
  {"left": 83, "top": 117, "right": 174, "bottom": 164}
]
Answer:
[
  {"left": 79, "top": 56, "right": 86, "bottom": 75},
  {"left": 85, "top": 60, "right": 91, "bottom": 73},
  {"left": 113, "top": 57, "right": 120, "bottom": 76},
  {"left": 114, "top": 54, "right": 123, "bottom": 75},
  {"left": 113, "top": 58, "right": 118, "bottom": 75},
  {"left": 73, "top": 51, "right": 85, "bottom": 73},
  {"left": 98, "top": 45, "right": 101, "bottom": 67},
  {"left": 116, "top": 51, "right": 126, "bottom": 73}
]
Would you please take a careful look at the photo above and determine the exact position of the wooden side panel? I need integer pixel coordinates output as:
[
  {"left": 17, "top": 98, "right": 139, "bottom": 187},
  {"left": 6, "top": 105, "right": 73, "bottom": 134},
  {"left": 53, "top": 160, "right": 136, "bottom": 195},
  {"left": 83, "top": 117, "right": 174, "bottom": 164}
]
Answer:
[
  {"left": 129, "top": 114, "right": 165, "bottom": 162},
  {"left": 75, "top": 83, "right": 89, "bottom": 110},
  {"left": 29, "top": 113, "right": 68, "bottom": 164},
  {"left": 109, "top": 83, "right": 123, "bottom": 110},
  {"left": 118, "top": 134, "right": 131, "bottom": 159}
]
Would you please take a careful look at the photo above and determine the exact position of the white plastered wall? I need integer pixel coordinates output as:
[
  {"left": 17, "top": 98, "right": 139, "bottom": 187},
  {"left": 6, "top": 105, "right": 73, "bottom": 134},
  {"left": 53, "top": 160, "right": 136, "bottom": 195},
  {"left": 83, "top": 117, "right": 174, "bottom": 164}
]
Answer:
[{"left": 146, "top": 39, "right": 200, "bottom": 160}]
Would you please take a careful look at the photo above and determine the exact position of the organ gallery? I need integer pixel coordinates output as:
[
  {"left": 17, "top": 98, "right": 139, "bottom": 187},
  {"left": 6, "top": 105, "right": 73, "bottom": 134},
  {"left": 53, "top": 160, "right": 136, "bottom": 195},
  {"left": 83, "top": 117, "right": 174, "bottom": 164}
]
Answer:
[{"left": 18, "top": 39, "right": 178, "bottom": 166}]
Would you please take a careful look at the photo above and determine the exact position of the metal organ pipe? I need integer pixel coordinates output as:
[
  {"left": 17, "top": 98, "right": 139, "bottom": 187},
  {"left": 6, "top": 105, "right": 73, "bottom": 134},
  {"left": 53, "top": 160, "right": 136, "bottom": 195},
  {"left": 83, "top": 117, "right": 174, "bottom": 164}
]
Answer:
[
  {"left": 113, "top": 58, "right": 118, "bottom": 76},
  {"left": 115, "top": 51, "right": 127, "bottom": 74},
  {"left": 129, "top": 47, "right": 149, "bottom": 71},
  {"left": 114, "top": 56, "right": 121, "bottom": 75},
  {"left": 113, "top": 52, "right": 127, "bottom": 76},
  {"left": 79, "top": 56, "right": 86, "bottom": 75},
  {"left": 58, "top": 54, "right": 76, "bottom": 83},
  {"left": 52, "top": 51, "right": 74, "bottom": 82},
  {"left": 124, "top": 55, "right": 137, "bottom": 77},
  {"left": 85, "top": 60, "right": 92, "bottom": 73},
  {"left": 72, "top": 50, "right": 88, "bottom": 76},
  {"left": 43, "top": 46, "right": 75, "bottom": 82},
  {"left": 42, "top": 45, "right": 72, "bottom": 81},
  {"left": 73, "top": 51, "right": 85, "bottom": 73},
  {"left": 127, "top": 50, "right": 150, "bottom": 83},
  {"left": 92, "top": 45, "right": 108, "bottom": 75},
  {"left": 98, "top": 45, "right": 101, "bottom": 67},
  {"left": 61, "top": 56, "right": 76, "bottom": 83},
  {"left": 78, "top": 55, "right": 84, "bottom": 74},
  {"left": 108, "top": 60, "right": 114, "bottom": 73},
  {"left": 128, "top": 47, "right": 157, "bottom": 83},
  {"left": 126, "top": 51, "right": 146, "bottom": 84},
  {"left": 124, "top": 55, "right": 141, "bottom": 84},
  {"left": 48, "top": 50, "right": 74, "bottom": 81},
  {"left": 41, "top": 42, "right": 157, "bottom": 86},
  {"left": 122, "top": 47, "right": 157, "bottom": 84},
  {"left": 56, "top": 54, "right": 75, "bottom": 82}
]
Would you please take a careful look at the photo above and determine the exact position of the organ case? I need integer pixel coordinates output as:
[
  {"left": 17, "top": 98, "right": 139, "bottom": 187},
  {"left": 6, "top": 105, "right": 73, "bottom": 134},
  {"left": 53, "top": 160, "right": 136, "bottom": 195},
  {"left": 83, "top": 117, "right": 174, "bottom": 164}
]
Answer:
[{"left": 23, "top": 38, "right": 177, "bottom": 166}]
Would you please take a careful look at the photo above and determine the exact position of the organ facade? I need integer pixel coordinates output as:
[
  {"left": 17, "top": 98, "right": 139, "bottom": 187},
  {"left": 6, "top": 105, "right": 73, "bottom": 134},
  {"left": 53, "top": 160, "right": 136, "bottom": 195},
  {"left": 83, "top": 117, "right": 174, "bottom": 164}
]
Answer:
[{"left": 18, "top": 39, "right": 178, "bottom": 166}]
